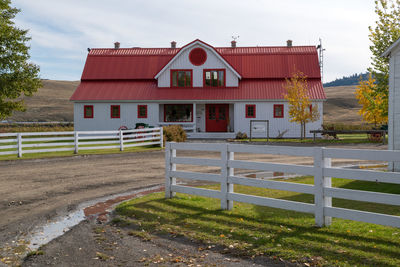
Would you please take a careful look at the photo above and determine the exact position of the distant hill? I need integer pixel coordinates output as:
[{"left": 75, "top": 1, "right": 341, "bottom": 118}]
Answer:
[
  {"left": 324, "top": 72, "right": 369, "bottom": 87},
  {"left": 4, "top": 80, "right": 362, "bottom": 124},
  {"left": 7, "top": 80, "right": 78, "bottom": 122}
]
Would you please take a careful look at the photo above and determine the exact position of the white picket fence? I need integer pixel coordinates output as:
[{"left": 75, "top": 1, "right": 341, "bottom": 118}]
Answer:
[
  {"left": 165, "top": 142, "right": 400, "bottom": 228},
  {"left": 0, "top": 128, "right": 163, "bottom": 157}
]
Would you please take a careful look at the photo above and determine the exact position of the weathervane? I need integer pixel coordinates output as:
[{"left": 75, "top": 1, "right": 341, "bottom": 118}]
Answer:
[{"left": 232, "top": 35, "right": 240, "bottom": 41}]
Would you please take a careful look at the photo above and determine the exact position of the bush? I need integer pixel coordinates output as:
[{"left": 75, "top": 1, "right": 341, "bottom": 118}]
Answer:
[
  {"left": 322, "top": 123, "right": 374, "bottom": 131},
  {"left": 163, "top": 125, "right": 187, "bottom": 144},
  {"left": 235, "top": 131, "right": 248, "bottom": 139}
]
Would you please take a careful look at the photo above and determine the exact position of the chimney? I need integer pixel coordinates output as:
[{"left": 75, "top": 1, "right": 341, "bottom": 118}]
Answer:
[
  {"left": 286, "top": 40, "right": 292, "bottom": 47},
  {"left": 114, "top": 42, "right": 120, "bottom": 49},
  {"left": 231, "top": 40, "right": 236, "bottom": 48},
  {"left": 171, "top": 41, "right": 177, "bottom": 49}
]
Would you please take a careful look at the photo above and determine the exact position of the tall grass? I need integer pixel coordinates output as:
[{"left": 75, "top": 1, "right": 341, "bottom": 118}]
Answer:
[{"left": 0, "top": 123, "right": 74, "bottom": 133}]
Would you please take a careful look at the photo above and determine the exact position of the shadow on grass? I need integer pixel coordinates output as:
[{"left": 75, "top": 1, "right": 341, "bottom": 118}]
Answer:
[{"left": 116, "top": 195, "right": 400, "bottom": 267}]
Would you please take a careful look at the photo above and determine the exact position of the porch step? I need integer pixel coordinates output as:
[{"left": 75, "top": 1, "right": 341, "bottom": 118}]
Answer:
[{"left": 187, "top": 132, "right": 236, "bottom": 139}]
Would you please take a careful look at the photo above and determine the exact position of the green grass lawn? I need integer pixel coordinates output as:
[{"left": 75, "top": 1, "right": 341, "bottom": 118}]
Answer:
[
  {"left": 115, "top": 177, "right": 400, "bottom": 266},
  {"left": 245, "top": 133, "right": 386, "bottom": 144},
  {"left": 0, "top": 145, "right": 162, "bottom": 160}
]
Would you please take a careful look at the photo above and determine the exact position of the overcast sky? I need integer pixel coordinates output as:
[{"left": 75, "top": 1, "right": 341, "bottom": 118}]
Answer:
[{"left": 13, "top": 0, "right": 376, "bottom": 83}]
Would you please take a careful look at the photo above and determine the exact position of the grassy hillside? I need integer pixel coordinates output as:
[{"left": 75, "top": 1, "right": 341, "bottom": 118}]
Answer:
[
  {"left": 7, "top": 80, "right": 78, "bottom": 122},
  {"left": 5, "top": 81, "right": 362, "bottom": 125},
  {"left": 323, "top": 85, "right": 362, "bottom": 124}
]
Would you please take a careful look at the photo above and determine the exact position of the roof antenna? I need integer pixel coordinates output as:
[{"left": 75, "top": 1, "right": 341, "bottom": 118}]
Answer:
[{"left": 317, "top": 38, "right": 325, "bottom": 82}]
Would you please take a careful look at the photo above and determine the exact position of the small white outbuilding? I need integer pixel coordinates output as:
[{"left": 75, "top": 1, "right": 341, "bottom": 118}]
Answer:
[{"left": 382, "top": 37, "right": 400, "bottom": 171}]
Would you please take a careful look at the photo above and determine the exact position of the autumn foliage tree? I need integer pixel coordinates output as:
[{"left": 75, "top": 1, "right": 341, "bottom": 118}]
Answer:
[
  {"left": 283, "top": 71, "right": 320, "bottom": 139},
  {"left": 355, "top": 73, "right": 388, "bottom": 127},
  {"left": 358, "top": 0, "right": 400, "bottom": 124}
]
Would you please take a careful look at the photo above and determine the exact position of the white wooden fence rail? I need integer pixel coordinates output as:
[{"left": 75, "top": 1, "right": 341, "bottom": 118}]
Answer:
[
  {"left": 165, "top": 142, "right": 400, "bottom": 228},
  {"left": 0, "top": 128, "right": 163, "bottom": 157}
]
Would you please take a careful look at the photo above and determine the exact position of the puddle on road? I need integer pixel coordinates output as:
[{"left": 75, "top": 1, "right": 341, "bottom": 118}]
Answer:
[
  {"left": 27, "top": 185, "right": 164, "bottom": 251},
  {"left": 29, "top": 209, "right": 85, "bottom": 250}
]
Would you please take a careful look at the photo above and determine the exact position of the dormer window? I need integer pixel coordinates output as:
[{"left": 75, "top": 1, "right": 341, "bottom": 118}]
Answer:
[
  {"left": 204, "top": 69, "right": 225, "bottom": 87},
  {"left": 171, "top": 70, "right": 192, "bottom": 87}
]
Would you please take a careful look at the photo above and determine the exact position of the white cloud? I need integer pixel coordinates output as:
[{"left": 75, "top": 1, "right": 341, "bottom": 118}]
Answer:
[{"left": 12, "top": 0, "right": 378, "bottom": 81}]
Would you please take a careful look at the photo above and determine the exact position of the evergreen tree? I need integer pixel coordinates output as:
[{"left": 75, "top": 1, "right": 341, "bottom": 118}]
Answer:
[
  {"left": 0, "top": 0, "right": 41, "bottom": 119},
  {"left": 324, "top": 72, "right": 369, "bottom": 87}
]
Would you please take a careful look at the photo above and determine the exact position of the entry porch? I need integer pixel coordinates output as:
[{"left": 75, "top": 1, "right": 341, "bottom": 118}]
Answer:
[{"left": 157, "top": 103, "right": 235, "bottom": 138}]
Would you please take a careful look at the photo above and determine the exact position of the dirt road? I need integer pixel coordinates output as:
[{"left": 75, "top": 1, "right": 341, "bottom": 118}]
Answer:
[{"left": 0, "top": 151, "right": 166, "bottom": 246}]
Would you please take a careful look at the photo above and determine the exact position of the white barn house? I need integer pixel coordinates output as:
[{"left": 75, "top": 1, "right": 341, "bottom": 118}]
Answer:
[{"left": 70, "top": 39, "right": 326, "bottom": 138}]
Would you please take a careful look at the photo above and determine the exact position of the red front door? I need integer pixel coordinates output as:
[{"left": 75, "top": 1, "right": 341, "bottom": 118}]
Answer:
[{"left": 206, "top": 104, "right": 229, "bottom": 132}]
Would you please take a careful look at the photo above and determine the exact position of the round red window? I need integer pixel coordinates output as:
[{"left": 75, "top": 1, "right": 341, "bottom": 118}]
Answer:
[{"left": 189, "top": 48, "right": 207, "bottom": 66}]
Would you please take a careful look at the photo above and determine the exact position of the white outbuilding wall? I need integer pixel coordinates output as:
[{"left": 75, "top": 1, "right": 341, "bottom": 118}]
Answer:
[{"left": 387, "top": 41, "right": 400, "bottom": 170}]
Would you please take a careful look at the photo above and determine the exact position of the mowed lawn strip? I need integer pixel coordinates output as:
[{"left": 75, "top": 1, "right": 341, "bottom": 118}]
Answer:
[
  {"left": 0, "top": 145, "right": 161, "bottom": 160},
  {"left": 245, "top": 133, "right": 386, "bottom": 144},
  {"left": 115, "top": 177, "right": 400, "bottom": 267}
]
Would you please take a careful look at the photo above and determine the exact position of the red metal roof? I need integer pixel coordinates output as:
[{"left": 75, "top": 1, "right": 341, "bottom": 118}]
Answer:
[
  {"left": 221, "top": 53, "right": 320, "bottom": 79},
  {"left": 71, "top": 79, "right": 325, "bottom": 101},
  {"left": 82, "top": 42, "right": 321, "bottom": 80},
  {"left": 81, "top": 55, "right": 173, "bottom": 80},
  {"left": 73, "top": 40, "right": 325, "bottom": 101}
]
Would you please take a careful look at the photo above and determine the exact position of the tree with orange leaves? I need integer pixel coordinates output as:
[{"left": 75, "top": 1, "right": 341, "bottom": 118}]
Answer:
[
  {"left": 283, "top": 71, "right": 320, "bottom": 139},
  {"left": 355, "top": 73, "right": 388, "bottom": 127}
]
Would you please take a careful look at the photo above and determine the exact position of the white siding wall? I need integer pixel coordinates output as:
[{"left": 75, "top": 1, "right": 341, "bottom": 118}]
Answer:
[
  {"left": 388, "top": 45, "right": 400, "bottom": 170},
  {"left": 233, "top": 102, "right": 323, "bottom": 138},
  {"left": 74, "top": 103, "right": 159, "bottom": 131},
  {"left": 74, "top": 101, "right": 324, "bottom": 137},
  {"left": 157, "top": 44, "right": 239, "bottom": 87}
]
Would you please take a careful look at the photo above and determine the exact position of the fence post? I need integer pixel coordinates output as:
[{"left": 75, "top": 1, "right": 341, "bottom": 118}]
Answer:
[
  {"left": 314, "top": 147, "right": 332, "bottom": 227},
  {"left": 160, "top": 127, "right": 164, "bottom": 148},
  {"left": 17, "top": 133, "right": 22, "bottom": 158},
  {"left": 228, "top": 150, "right": 234, "bottom": 209},
  {"left": 165, "top": 142, "right": 176, "bottom": 198},
  {"left": 74, "top": 131, "right": 79, "bottom": 154},
  {"left": 119, "top": 130, "right": 124, "bottom": 151},
  {"left": 221, "top": 144, "right": 233, "bottom": 210}
]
